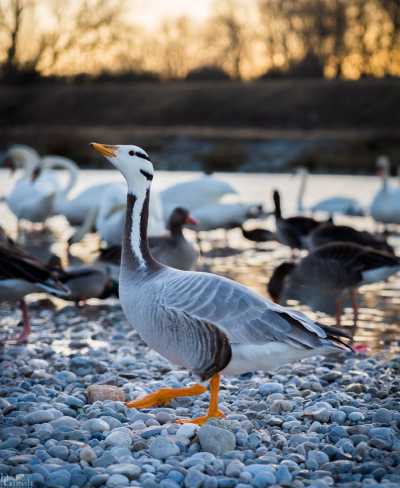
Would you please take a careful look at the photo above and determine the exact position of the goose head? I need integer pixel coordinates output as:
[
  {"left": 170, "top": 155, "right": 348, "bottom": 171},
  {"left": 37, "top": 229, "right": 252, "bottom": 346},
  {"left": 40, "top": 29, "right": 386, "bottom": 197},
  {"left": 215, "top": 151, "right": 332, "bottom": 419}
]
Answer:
[
  {"left": 168, "top": 207, "right": 198, "bottom": 231},
  {"left": 91, "top": 143, "right": 154, "bottom": 191}
]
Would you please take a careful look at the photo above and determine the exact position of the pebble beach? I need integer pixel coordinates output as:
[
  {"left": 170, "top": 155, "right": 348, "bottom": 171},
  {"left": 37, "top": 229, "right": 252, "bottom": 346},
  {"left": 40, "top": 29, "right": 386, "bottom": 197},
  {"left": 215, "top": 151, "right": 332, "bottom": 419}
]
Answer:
[
  {"left": 1, "top": 300, "right": 399, "bottom": 488},
  {"left": 1, "top": 171, "right": 400, "bottom": 488}
]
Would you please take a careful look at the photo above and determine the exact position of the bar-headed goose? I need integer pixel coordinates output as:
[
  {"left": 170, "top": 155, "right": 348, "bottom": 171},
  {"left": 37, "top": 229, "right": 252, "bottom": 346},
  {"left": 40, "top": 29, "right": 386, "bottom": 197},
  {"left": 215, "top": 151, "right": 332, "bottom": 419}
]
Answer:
[
  {"left": 273, "top": 190, "right": 329, "bottom": 255},
  {"left": 91, "top": 142, "right": 350, "bottom": 425},
  {"left": 268, "top": 242, "right": 400, "bottom": 333},
  {"left": 0, "top": 243, "right": 69, "bottom": 343}
]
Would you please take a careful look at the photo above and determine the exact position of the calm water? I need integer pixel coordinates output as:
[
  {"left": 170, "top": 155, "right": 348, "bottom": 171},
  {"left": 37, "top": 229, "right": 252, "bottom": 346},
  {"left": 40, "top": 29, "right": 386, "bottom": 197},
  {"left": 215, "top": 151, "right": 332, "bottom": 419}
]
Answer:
[{"left": 0, "top": 169, "right": 399, "bottom": 354}]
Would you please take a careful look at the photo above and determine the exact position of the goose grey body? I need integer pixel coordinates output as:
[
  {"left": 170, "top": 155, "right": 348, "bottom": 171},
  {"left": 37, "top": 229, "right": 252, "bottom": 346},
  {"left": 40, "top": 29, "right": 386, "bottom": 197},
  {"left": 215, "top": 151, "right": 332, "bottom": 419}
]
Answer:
[{"left": 90, "top": 143, "right": 349, "bottom": 383}]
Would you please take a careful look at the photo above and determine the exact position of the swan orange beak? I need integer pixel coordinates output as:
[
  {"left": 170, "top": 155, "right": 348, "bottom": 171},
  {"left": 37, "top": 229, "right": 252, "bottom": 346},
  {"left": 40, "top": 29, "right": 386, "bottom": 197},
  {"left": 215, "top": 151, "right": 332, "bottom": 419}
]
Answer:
[{"left": 90, "top": 143, "right": 117, "bottom": 158}]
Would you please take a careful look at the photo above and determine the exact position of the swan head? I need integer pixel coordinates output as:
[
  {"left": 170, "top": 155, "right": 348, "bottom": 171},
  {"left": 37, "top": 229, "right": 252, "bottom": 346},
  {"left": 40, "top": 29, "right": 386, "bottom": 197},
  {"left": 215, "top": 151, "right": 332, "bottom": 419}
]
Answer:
[
  {"left": 6, "top": 144, "right": 40, "bottom": 172},
  {"left": 376, "top": 155, "right": 390, "bottom": 176},
  {"left": 91, "top": 143, "right": 154, "bottom": 191}
]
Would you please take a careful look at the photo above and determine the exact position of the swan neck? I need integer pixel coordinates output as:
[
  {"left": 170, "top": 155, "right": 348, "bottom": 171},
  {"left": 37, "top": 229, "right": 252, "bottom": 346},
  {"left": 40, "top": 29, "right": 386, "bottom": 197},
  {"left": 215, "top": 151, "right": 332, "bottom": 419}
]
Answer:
[
  {"left": 382, "top": 166, "right": 389, "bottom": 190},
  {"left": 61, "top": 160, "right": 79, "bottom": 197},
  {"left": 297, "top": 171, "right": 307, "bottom": 212},
  {"left": 23, "top": 153, "right": 40, "bottom": 178}
]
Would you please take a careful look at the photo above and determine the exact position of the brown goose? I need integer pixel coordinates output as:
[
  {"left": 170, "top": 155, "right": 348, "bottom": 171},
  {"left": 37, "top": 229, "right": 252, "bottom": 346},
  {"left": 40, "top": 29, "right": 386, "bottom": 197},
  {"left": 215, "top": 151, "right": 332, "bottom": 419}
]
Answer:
[
  {"left": 0, "top": 243, "right": 69, "bottom": 343},
  {"left": 267, "top": 242, "right": 400, "bottom": 333},
  {"left": 148, "top": 207, "right": 199, "bottom": 270},
  {"left": 91, "top": 142, "right": 350, "bottom": 425},
  {"left": 273, "top": 190, "right": 329, "bottom": 255},
  {"left": 307, "top": 224, "right": 394, "bottom": 254}
]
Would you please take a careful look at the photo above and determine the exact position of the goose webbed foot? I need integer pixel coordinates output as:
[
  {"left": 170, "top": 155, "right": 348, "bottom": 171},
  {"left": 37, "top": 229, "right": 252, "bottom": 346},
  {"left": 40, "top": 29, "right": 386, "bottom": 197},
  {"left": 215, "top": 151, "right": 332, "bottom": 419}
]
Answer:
[
  {"left": 176, "top": 409, "right": 225, "bottom": 425},
  {"left": 126, "top": 383, "right": 207, "bottom": 409},
  {"left": 176, "top": 373, "right": 224, "bottom": 425}
]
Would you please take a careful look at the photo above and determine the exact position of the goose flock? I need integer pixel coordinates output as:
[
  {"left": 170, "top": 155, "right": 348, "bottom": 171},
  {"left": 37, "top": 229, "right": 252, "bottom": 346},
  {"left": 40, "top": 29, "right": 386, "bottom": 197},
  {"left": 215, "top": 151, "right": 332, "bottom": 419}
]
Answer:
[{"left": 0, "top": 143, "right": 399, "bottom": 423}]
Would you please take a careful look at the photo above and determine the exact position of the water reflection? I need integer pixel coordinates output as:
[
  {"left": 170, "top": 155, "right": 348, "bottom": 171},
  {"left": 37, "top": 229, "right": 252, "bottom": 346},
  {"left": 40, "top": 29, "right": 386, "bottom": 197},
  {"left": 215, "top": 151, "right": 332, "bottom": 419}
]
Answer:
[{"left": 0, "top": 170, "right": 399, "bottom": 356}]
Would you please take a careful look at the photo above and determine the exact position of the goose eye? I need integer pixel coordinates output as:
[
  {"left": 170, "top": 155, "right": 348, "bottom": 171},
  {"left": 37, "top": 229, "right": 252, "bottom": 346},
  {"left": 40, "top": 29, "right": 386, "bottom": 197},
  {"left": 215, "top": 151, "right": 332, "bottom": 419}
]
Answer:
[{"left": 129, "top": 150, "right": 135, "bottom": 156}]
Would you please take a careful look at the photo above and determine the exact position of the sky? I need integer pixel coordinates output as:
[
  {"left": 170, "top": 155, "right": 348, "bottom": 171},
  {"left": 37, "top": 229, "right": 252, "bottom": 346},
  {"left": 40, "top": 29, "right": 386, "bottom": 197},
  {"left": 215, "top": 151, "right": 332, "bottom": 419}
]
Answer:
[{"left": 134, "top": 0, "right": 213, "bottom": 27}]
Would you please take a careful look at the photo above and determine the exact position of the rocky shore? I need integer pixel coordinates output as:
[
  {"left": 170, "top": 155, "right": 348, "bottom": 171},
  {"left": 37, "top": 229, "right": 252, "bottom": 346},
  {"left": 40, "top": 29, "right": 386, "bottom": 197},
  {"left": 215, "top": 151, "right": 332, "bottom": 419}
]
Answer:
[{"left": 0, "top": 301, "right": 399, "bottom": 488}]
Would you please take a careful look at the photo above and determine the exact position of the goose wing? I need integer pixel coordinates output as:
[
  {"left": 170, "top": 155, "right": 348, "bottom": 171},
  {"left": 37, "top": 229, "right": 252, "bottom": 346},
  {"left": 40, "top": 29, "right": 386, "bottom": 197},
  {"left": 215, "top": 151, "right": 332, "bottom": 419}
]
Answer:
[
  {"left": 0, "top": 244, "right": 68, "bottom": 295},
  {"left": 159, "top": 270, "right": 338, "bottom": 351}
]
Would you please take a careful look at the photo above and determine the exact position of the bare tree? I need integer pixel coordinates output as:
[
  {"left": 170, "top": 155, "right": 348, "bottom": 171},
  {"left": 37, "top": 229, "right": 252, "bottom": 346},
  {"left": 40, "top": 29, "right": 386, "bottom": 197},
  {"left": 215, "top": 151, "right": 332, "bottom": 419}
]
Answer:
[
  {"left": 206, "top": 0, "right": 252, "bottom": 79},
  {"left": 0, "top": 0, "right": 128, "bottom": 78},
  {"left": 0, "top": 0, "right": 31, "bottom": 77}
]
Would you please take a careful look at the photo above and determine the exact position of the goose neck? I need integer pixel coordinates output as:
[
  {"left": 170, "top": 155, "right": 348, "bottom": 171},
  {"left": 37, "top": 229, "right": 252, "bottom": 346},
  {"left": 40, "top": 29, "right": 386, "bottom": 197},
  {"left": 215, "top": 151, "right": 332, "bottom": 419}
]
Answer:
[{"left": 122, "top": 188, "right": 162, "bottom": 273}]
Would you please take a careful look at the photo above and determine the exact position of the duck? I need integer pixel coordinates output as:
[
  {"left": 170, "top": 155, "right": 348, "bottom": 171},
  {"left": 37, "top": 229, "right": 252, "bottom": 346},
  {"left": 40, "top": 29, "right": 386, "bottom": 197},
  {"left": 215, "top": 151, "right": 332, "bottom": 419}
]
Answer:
[
  {"left": 160, "top": 175, "right": 238, "bottom": 221},
  {"left": 47, "top": 255, "right": 118, "bottom": 304},
  {"left": 0, "top": 242, "right": 69, "bottom": 343},
  {"left": 273, "top": 190, "right": 329, "bottom": 255},
  {"left": 307, "top": 223, "right": 394, "bottom": 254},
  {"left": 267, "top": 242, "right": 400, "bottom": 333},
  {"left": 296, "top": 168, "right": 364, "bottom": 216},
  {"left": 98, "top": 207, "right": 199, "bottom": 271},
  {"left": 91, "top": 142, "right": 351, "bottom": 425},
  {"left": 370, "top": 155, "right": 400, "bottom": 227}
]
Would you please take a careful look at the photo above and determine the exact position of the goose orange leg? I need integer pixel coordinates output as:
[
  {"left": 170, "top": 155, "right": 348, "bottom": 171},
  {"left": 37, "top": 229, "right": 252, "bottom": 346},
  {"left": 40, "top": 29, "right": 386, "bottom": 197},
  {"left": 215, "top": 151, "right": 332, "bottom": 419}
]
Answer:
[
  {"left": 126, "top": 383, "right": 207, "bottom": 409},
  {"left": 177, "top": 373, "right": 224, "bottom": 425}
]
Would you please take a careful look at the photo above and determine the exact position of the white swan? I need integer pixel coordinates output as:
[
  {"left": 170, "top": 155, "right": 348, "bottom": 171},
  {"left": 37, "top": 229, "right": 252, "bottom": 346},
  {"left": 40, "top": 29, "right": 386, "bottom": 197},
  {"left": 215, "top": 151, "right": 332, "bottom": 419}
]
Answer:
[
  {"left": 160, "top": 175, "right": 238, "bottom": 220},
  {"left": 5, "top": 145, "right": 61, "bottom": 190},
  {"left": 191, "top": 202, "right": 264, "bottom": 232},
  {"left": 95, "top": 183, "right": 166, "bottom": 246},
  {"left": 39, "top": 156, "right": 112, "bottom": 226},
  {"left": 370, "top": 156, "right": 400, "bottom": 225},
  {"left": 5, "top": 146, "right": 59, "bottom": 224},
  {"left": 297, "top": 168, "right": 364, "bottom": 216}
]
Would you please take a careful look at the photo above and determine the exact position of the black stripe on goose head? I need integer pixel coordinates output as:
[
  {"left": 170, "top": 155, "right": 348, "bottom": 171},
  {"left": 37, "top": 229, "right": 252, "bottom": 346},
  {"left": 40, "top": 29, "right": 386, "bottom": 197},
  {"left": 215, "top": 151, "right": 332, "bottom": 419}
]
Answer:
[{"left": 140, "top": 169, "right": 153, "bottom": 181}]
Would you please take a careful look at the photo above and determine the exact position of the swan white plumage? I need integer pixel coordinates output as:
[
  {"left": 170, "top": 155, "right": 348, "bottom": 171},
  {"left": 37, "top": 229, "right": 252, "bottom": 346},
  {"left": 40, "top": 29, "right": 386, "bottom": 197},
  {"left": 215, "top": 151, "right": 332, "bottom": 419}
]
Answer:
[
  {"left": 370, "top": 156, "right": 400, "bottom": 225},
  {"left": 297, "top": 168, "right": 364, "bottom": 216},
  {"left": 160, "top": 175, "right": 238, "bottom": 220},
  {"left": 191, "top": 202, "right": 264, "bottom": 232},
  {"left": 5, "top": 146, "right": 60, "bottom": 223},
  {"left": 39, "top": 156, "right": 112, "bottom": 226}
]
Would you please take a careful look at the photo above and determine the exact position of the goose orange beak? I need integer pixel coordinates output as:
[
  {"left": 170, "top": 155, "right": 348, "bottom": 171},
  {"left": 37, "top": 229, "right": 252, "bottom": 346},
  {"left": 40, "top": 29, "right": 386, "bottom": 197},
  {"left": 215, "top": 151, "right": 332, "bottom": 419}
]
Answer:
[{"left": 90, "top": 143, "right": 117, "bottom": 158}]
